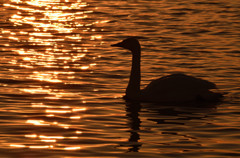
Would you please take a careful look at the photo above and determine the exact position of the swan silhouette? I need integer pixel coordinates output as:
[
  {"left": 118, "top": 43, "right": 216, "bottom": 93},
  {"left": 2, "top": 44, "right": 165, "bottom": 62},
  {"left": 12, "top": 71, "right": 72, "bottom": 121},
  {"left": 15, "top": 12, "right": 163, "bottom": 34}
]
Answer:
[{"left": 111, "top": 37, "right": 223, "bottom": 103}]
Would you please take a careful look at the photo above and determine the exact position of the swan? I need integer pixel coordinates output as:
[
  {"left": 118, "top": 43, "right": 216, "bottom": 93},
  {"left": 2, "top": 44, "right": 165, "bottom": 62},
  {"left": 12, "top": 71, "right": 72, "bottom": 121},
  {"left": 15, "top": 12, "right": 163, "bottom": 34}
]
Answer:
[{"left": 111, "top": 37, "right": 223, "bottom": 103}]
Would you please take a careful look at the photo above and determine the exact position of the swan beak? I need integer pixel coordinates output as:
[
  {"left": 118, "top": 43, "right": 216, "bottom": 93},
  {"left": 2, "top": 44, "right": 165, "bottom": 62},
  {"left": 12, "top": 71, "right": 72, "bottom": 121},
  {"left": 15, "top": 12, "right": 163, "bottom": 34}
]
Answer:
[{"left": 111, "top": 42, "right": 123, "bottom": 47}]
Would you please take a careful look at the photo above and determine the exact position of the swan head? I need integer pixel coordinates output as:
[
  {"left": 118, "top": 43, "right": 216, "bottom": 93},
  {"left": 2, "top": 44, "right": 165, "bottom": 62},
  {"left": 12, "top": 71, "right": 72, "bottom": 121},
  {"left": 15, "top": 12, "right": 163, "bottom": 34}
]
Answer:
[{"left": 111, "top": 37, "right": 141, "bottom": 52}]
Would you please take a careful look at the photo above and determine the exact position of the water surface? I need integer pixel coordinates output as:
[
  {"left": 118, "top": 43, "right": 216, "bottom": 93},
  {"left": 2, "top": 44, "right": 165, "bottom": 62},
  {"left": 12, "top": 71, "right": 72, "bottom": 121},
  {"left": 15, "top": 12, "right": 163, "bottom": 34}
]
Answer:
[{"left": 0, "top": 0, "right": 240, "bottom": 157}]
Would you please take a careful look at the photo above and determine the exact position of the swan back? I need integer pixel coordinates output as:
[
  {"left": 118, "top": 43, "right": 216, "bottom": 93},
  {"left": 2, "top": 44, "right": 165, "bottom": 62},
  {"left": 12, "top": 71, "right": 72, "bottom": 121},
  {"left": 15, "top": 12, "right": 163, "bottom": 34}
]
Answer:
[{"left": 141, "top": 74, "right": 221, "bottom": 103}]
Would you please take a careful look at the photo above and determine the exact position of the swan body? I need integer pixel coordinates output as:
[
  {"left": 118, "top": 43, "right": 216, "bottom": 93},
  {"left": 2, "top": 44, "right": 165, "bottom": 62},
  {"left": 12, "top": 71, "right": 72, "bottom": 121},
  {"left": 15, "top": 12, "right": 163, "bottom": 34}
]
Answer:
[{"left": 111, "top": 37, "right": 223, "bottom": 103}]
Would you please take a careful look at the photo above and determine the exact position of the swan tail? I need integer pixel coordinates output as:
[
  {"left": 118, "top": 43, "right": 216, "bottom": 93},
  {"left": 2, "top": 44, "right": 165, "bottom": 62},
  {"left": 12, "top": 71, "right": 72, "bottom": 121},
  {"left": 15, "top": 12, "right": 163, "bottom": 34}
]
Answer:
[{"left": 197, "top": 91, "right": 224, "bottom": 102}]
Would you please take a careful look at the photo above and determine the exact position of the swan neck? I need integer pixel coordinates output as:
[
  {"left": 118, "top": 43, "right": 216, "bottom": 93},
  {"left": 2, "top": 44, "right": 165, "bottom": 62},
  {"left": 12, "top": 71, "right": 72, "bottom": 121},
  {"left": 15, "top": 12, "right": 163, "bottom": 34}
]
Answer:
[{"left": 126, "top": 49, "right": 141, "bottom": 100}]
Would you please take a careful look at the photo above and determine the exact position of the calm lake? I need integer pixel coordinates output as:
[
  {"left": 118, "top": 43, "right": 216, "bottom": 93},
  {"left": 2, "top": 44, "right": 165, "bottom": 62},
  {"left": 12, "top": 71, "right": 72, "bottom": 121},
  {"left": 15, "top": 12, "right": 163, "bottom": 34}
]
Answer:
[{"left": 0, "top": 0, "right": 239, "bottom": 157}]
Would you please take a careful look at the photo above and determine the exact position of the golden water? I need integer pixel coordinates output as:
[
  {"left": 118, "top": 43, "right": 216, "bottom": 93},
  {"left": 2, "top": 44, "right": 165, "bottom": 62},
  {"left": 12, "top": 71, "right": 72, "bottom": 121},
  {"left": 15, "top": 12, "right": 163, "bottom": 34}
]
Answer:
[{"left": 0, "top": 0, "right": 239, "bottom": 157}]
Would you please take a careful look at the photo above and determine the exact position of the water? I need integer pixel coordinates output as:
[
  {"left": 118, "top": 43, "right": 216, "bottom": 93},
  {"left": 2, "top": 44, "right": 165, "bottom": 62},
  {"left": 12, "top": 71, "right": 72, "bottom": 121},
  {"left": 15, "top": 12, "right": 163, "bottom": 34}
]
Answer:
[{"left": 0, "top": 0, "right": 239, "bottom": 157}]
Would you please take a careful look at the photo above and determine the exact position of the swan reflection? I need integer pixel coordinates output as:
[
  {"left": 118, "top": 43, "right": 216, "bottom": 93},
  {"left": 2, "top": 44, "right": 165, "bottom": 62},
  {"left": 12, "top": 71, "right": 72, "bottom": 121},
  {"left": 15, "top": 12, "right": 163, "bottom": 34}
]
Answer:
[
  {"left": 125, "top": 102, "right": 142, "bottom": 152},
  {"left": 124, "top": 101, "right": 218, "bottom": 152}
]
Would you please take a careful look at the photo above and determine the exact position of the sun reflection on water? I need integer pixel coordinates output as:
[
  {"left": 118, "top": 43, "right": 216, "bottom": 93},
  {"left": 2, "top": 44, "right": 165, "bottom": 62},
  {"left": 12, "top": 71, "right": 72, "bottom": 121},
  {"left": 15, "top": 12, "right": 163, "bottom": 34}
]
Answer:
[
  {"left": 3, "top": 0, "right": 106, "bottom": 152},
  {"left": 21, "top": 103, "right": 87, "bottom": 150}
]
